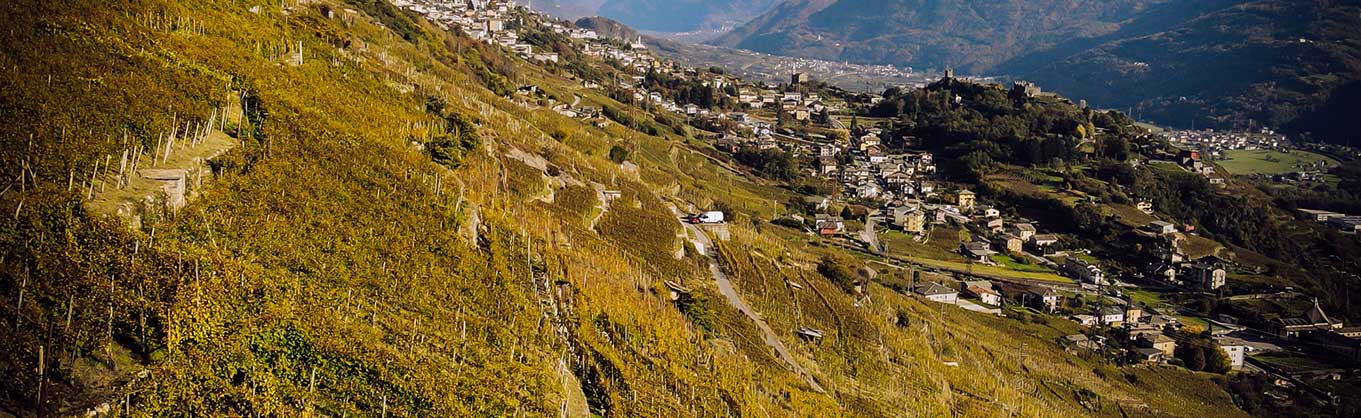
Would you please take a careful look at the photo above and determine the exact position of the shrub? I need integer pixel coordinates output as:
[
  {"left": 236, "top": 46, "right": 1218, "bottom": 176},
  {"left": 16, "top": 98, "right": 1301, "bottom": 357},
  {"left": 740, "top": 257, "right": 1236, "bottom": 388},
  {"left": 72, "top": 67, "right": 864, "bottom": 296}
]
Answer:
[
  {"left": 429, "top": 111, "right": 480, "bottom": 168},
  {"left": 1175, "top": 338, "right": 1231, "bottom": 373},
  {"left": 734, "top": 146, "right": 798, "bottom": 181},
  {"left": 818, "top": 254, "right": 859, "bottom": 293},
  {"left": 675, "top": 293, "right": 717, "bottom": 335},
  {"left": 608, "top": 145, "right": 630, "bottom": 163}
]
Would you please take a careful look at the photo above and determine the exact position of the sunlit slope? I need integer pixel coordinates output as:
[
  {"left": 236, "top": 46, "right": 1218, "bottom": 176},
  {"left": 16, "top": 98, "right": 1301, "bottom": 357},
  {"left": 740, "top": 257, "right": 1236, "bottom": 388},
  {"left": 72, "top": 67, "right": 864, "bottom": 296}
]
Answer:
[{"left": 0, "top": 1, "right": 1249, "bottom": 417}]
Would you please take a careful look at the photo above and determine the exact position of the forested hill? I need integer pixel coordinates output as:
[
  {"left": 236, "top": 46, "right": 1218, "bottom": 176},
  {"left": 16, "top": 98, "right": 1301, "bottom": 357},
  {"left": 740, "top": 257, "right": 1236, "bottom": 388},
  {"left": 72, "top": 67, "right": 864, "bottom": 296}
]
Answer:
[{"left": 0, "top": 0, "right": 1252, "bottom": 416}]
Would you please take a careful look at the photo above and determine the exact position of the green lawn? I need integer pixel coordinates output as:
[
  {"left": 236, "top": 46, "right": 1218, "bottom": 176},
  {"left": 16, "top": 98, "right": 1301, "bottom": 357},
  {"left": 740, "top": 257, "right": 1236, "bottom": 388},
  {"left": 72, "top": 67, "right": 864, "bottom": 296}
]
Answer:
[
  {"left": 1072, "top": 252, "right": 1099, "bottom": 264},
  {"left": 1217, "top": 150, "right": 1338, "bottom": 175},
  {"left": 881, "top": 230, "right": 964, "bottom": 261},
  {"left": 904, "top": 255, "right": 1073, "bottom": 283},
  {"left": 1125, "top": 288, "right": 1170, "bottom": 309},
  {"left": 1177, "top": 315, "right": 1211, "bottom": 333},
  {"left": 990, "top": 254, "right": 1054, "bottom": 273}
]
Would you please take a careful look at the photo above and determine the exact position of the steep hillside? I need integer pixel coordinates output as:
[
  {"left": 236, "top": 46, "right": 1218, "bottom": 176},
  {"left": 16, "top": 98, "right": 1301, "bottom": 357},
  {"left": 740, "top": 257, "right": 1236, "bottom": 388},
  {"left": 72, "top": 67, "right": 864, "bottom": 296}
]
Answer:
[{"left": 0, "top": 0, "right": 1252, "bottom": 417}]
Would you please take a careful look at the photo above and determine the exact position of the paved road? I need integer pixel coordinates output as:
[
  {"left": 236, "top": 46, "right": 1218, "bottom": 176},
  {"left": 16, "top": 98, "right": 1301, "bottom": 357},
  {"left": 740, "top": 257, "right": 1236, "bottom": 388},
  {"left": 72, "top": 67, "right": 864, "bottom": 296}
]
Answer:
[
  {"left": 858, "top": 217, "right": 880, "bottom": 252},
  {"left": 675, "top": 213, "right": 826, "bottom": 393}
]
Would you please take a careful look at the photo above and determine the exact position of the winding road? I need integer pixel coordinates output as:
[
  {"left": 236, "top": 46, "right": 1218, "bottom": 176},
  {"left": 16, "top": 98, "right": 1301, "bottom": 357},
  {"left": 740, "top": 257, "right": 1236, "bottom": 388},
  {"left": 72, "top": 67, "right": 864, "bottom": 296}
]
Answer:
[{"left": 675, "top": 212, "right": 826, "bottom": 393}]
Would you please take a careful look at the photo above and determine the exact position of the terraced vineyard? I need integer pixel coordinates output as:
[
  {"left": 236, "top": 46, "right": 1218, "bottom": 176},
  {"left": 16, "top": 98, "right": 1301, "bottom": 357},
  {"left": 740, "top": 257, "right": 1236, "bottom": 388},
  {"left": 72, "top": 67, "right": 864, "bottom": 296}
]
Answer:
[{"left": 0, "top": 0, "right": 1261, "bottom": 416}]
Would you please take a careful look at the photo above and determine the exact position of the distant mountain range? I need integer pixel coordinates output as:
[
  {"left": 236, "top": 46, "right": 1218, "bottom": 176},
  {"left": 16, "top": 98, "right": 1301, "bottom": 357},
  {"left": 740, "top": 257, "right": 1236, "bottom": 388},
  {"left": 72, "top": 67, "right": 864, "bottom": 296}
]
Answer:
[
  {"left": 707, "top": 0, "right": 1361, "bottom": 142},
  {"left": 1012, "top": 0, "right": 1361, "bottom": 142},
  {"left": 533, "top": 0, "right": 781, "bottom": 32},
  {"left": 712, "top": 0, "right": 1170, "bottom": 73}
]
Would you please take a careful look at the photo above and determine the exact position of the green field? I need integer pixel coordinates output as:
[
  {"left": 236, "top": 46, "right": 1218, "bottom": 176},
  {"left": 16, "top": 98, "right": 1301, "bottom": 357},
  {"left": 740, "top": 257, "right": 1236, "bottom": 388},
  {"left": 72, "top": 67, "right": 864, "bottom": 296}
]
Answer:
[
  {"left": 880, "top": 230, "right": 965, "bottom": 261},
  {"left": 905, "top": 255, "right": 1073, "bottom": 283},
  {"left": 990, "top": 254, "right": 1055, "bottom": 273},
  {"left": 1217, "top": 150, "right": 1338, "bottom": 175}
]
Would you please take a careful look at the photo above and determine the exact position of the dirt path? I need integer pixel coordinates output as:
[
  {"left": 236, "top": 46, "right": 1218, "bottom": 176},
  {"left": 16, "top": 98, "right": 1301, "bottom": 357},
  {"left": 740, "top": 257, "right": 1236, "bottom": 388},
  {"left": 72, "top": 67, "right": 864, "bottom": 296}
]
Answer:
[
  {"left": 674, "top": 210, "right": 825, "bottom": 393},
  {"left": 556, "top": 359, "right": 590, "bottom": 418},
  {"left": 588, "top": 182, "right": 609, "bottom": 231}
]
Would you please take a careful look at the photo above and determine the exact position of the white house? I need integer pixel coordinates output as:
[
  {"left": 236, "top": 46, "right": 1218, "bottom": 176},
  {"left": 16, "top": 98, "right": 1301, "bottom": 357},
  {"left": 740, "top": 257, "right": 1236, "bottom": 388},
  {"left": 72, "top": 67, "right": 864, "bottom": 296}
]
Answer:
[
  {"left": 1148, "top": 221, "right": 1177, "bottom": 235},
  {"left": 1099, "top": 305, "right": 1126, "bottom": 325},
  {"left": 914, "top": 282, "right": 959, "bottom": 304},
  {"left": 963, "top": 282, "right": 1001, "bottom": 306},
  {"left": 1215, "top": 336, "right": 1252, "bottom": 369}
]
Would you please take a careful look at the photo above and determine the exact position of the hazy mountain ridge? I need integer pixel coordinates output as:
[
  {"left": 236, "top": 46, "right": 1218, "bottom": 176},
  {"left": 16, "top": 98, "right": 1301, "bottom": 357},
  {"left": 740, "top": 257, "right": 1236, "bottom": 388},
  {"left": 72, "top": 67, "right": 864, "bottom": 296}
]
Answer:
[
  {"left": 1014, "top": 0, "right": 1361, "bottom": 141},
  {"left": 601, "top": 0, "right": 782, "bottom": 32},
  {"left": 535, "top": 0, "right": 781, "bottom": 32}
]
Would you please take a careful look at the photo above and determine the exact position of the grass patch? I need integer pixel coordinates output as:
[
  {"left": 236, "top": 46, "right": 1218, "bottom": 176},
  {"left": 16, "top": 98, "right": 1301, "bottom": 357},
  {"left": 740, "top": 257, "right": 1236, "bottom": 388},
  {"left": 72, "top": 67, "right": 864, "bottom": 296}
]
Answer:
[
  {"left": 1126, "top": 288, "right": 1170, "bottom": 309},
  {"left": 927, "top": 226, "right": 969, "bottom": 254},
  {"left": 1103, "top": 203, "right": 1156, "bottom": 227},
  {"left": 881, "top": 230, "right": 965, "bottom": 262},
  {"left": 989, "top": 254, "right": 1054, "bottom": 273},
  {"left": 1178, "top": 235, "right": 1224, "bottom": 260},
  {"left": 1217, "top": 150, "right": 1338, "bottom": 175},
  {"left": 904, "top": 256, "right": 1072, "bottom": 283}
]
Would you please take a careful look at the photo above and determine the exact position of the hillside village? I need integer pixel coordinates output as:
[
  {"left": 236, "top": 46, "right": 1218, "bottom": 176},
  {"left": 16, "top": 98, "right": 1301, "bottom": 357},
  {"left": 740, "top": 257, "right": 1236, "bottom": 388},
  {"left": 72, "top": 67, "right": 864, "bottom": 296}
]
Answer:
[
  {"left": 3, "top": 0, "right": 1360, "bottom": 416},
  {"left": 387, "top": 0, "right": 1361, "bottom": 408}
]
